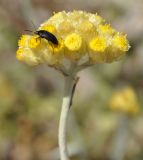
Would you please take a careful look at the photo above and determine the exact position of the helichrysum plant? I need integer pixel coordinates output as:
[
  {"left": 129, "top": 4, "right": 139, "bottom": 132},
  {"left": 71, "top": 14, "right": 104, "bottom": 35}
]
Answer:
[
  {"left": 109, "top": 87, "right": 140, "bottom": 160},
  {"left": 16, "top": 11, "right": 130, "bottom": 160},
  {"left": 109, "top": 87, "right": 139, "bottom": 115}
]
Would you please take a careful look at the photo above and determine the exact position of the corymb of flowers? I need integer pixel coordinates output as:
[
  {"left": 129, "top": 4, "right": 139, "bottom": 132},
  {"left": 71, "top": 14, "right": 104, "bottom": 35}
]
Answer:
[{"left": 16, "top": 11, "right": 130, "bottom": 74}]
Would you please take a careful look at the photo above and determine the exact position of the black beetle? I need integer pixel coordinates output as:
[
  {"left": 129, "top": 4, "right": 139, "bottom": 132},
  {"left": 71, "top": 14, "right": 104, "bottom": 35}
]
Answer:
[
  {"left": 34, "top": 30, "right": 59, "bottom": 45},
  {"left": 25, "top": 29, "right": 59, "bottom": 45}
]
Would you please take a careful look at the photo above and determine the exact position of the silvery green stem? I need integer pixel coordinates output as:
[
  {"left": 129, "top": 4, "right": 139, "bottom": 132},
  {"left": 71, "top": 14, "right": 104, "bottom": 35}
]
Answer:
[
  {"left": 110, "top": 114, "right": 130, "bottom": 160},
  {"left": 59, "top": 75, "right": 76, "bottom": 160}
]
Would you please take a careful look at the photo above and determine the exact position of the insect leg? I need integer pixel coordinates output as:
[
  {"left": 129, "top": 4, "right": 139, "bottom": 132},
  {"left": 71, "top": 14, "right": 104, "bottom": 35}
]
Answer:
[{"left": 35, "top": 36, "right": 41, "bottom": 44}]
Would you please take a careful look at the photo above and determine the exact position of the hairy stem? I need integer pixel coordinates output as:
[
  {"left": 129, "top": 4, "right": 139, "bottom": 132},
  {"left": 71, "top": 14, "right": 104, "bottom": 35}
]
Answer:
[{"left": 59, "top": 75, "right": 76, "bottom": 160}]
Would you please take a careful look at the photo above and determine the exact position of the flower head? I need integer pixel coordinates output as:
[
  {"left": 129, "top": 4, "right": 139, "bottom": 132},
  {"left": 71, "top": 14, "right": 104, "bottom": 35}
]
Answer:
[
  {"left": 109, "top": 87, "right": 140, "bottom": 116},
  {"left": 16, "top": 11, "right": 130, "bottom": 73}
]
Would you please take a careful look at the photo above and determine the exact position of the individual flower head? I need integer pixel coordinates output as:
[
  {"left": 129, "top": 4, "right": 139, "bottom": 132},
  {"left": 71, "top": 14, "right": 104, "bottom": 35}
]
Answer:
[
  {"left": 16, "top": 11, "right": 130, "bottom": 75},
  {"left": 109, "top": 87, "right": 140, "bottom": 116}
]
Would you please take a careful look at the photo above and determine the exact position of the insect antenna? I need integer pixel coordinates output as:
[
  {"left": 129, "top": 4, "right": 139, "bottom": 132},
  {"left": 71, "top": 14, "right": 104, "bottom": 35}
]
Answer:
[
  {"left": 30, "top": 20, "right": 37, "bottom": 32},
  {"left": 24, "top": 29, "right": 33, "bottom": 33},
  {"left": 24, "top": 20, "right": 38, "bottom": 33}
]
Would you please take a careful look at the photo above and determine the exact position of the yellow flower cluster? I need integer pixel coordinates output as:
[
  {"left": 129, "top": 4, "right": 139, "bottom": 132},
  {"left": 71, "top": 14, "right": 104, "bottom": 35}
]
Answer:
[
  {"left": 109, "top": 87, "right": 140, "bottom": 115},
  {"left": 16, "top": 11, "right": 130, "bottom": 72}
]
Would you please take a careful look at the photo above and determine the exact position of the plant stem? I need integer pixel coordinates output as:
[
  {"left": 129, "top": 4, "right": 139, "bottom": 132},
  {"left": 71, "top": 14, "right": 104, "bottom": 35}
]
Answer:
[{"left": 59, "top": 75, "right": 76, "bottom": 160}]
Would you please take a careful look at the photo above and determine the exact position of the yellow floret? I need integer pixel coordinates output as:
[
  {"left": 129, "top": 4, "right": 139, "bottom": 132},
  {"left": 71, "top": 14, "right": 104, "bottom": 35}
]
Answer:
[
  {"left": 95, "top": 15, "right": 103, "bottom": 23},
  {"left": 109, "top": 87, "right": 139, "bottom": 115},
  {"left": 98, "top": 24, "right": 115, "bottom": 35},
  {"left": 18, "top": 35, "right": 29, "bottom": 47},
  {"left": 58, "top": 21, "right": 73, "bottom": 34},
  {"left": 16, "top": 48, "right": 24, "bottom": 61},
  {"left": 40, "top": 24, "right": 56, "bottom": 33},
  {"left": 89, "top": 14, "right": 104, "bottom": 26},
  {"left": 49, "top": 11, "right": 66, "bottom": 24},
  {"left": 89, "top": 36, "right": 107, "bottom": 52},
  {"left": 28, "top": 36, "right": 41, "bottom": 49},
  {"left": 64, "top": 33, "right": 82, "bottom": 51},
  {"left": 78, "top": 21, "right": 94, "bottom": 33},
  {"left": 113, "top": 34, "right": 130, "bottom": 51}
]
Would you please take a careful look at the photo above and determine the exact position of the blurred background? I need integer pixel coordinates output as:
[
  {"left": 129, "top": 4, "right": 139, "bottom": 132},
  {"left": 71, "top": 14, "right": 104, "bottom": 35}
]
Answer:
[{"left": 0, "top": 0, "right": 143, "bottom": 159}]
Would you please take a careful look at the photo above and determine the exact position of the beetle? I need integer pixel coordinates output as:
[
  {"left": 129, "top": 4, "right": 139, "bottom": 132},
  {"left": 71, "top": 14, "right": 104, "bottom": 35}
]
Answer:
[
  {"left": 25, "top": 29, "right": 59, "bottom": 45},
  {"left": 34, "top": 30, "right": 59, "bottom": 45}
]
